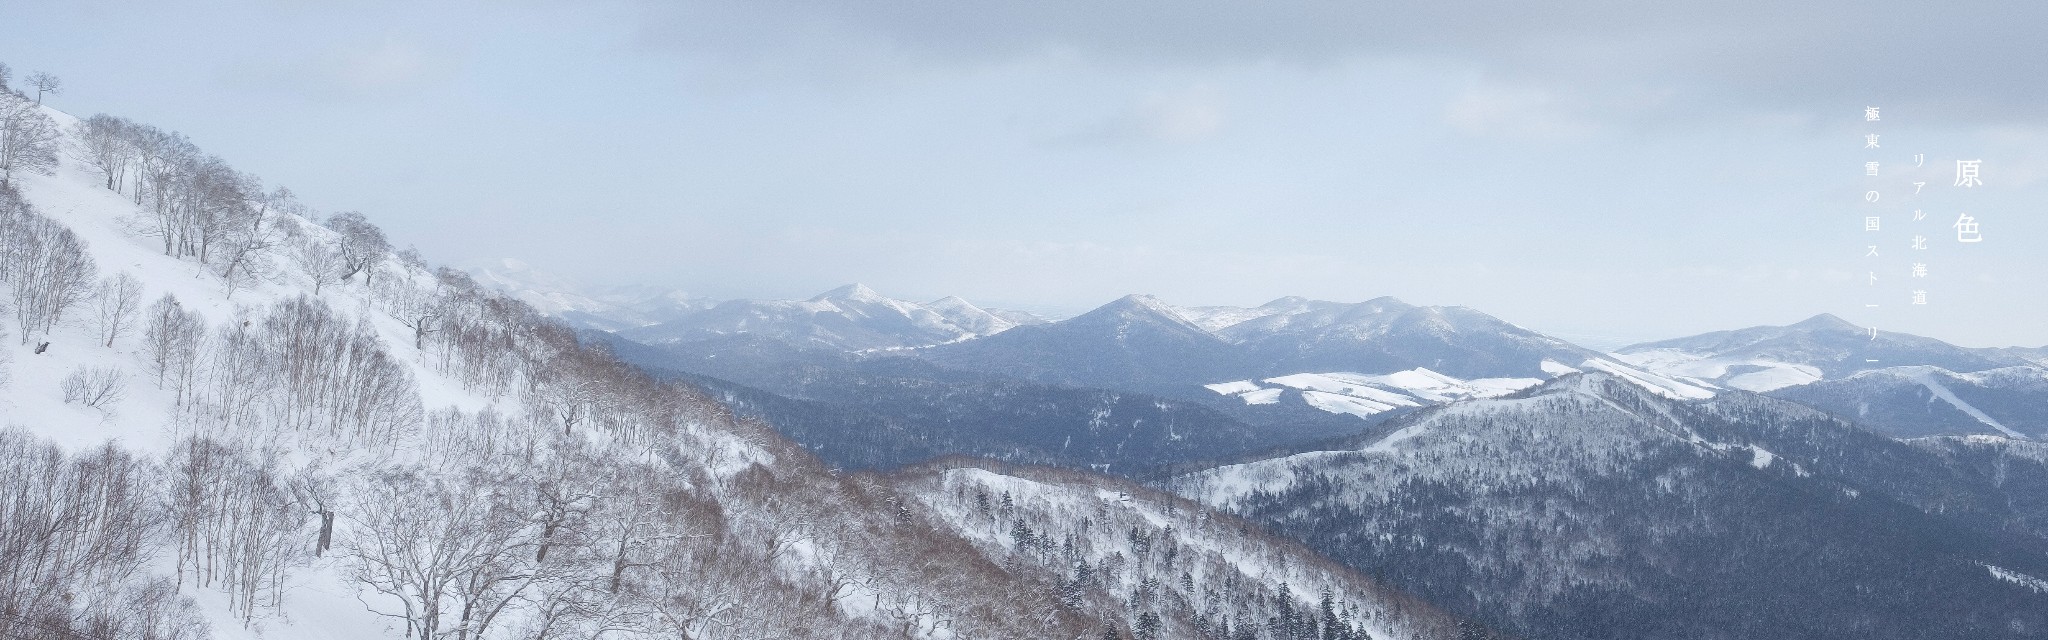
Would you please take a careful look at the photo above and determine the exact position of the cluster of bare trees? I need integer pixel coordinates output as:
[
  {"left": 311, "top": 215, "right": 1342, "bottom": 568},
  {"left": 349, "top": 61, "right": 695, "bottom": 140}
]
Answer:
[
  {"left": 0, "top": 87, "right": 60, "bottom": 188},
  {"left": 0, "top": 182, "right": 97, "bottom": 344},
  {"left": 71, "top": 111, "right": 325, "bottom": 298},
  {"left": 164, "top": 437, "right": 313, "bottom": 624},
  {"left": 0, "top": 429, "right": 211, "bottom": 640},
  {"left": 137, "top": 293, "right": 425, "bottom": 449}
]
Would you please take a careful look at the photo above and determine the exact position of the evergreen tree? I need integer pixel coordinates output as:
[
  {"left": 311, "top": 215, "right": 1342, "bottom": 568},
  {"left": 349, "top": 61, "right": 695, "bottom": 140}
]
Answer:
[{"left": 1135, "top": 611, "right": 1162, "bottom": 640}]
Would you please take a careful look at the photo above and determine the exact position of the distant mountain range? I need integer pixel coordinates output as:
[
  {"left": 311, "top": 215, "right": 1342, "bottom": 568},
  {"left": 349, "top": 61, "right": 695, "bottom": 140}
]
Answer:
[
  {"left": 474, "top": 262, "right": 1049, "bottom": 351},
  {"left": 922, "top": 294, "right": 1617, "bottom": 392},
  {"left": 489, "top": 265, "right": 2046, "bottom": 443},
  {"left": 621, "top": 283, "right": 1044, "bottom": 351},
  {"left": 1615, "top": 312, "right": 2040, "bottom": 390}
]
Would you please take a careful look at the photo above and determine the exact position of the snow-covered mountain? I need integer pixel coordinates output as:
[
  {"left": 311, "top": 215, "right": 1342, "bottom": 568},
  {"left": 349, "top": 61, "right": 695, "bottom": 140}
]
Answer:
[
  {"left": 467, "top": 257, "right": 716, "bottom": 331},
  {"left": 1769, "top": 365, "right": 2048, "bottom": 439},
  {"left": 1615, "top": 313, "right": 2030, "bottom": 390},
  {"left": 1215, "top": 296, "right": 1610, "bottom": 380},
  {"left": 1170, "top": 372, "right": 2048, "bottom": 640},
  {"left": 920, "top": 294, "right": 1249, "bottom": 390},
  {"left": 925, "top": 293, "right": 1708, "bottom": 414},
  {"left": 1171, "top": 296, "right": 1327, "bottom": 332},
  {"left": 621, "top": 283, "right": 1028, "bottom": 351}
]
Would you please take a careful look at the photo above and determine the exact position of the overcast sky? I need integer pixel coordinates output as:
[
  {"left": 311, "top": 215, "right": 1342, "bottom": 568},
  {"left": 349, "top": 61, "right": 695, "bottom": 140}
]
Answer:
[{"left": 3, "top": 0, "right": 2044, "bottom": 348}]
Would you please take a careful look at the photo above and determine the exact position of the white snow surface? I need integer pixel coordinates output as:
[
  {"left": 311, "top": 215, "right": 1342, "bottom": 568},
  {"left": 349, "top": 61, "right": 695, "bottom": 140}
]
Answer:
[
  {"left": 1578, "top": 358, "right": 1717, "bottom": 400},
  {"left": 1203, "top": 367, "right": 1542, "bottom": 419},
  {"left": 1204, "top": 380, "right": 1263, "bottom": 395},
  {"left": 1238, "top": 388, "right": 1283, "bottom": 405},
  {"left": 1984, "top": 564, "right": 2048, "bottom": 594},
  {"left": 1614, "top": 348, "right": 1823, "bottom": 392},
  {"left": 1, "top": 106, "right": 464, "bottom": 640}
]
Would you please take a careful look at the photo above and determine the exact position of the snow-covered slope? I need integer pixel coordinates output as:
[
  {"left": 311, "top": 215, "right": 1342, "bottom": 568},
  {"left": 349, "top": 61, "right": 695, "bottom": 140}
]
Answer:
[
  {"left": 895, "top": 460, "right": 1486, "bottom": 640},
  {"left": 1167, "top": 372, "right": 2048, "bottom": 639},
  {"left": 1770, "top": 365, "right": 2048, "bottom": 439},
  {"left": 1171, "top": 296, "right": 1331, "bottom": 333}
]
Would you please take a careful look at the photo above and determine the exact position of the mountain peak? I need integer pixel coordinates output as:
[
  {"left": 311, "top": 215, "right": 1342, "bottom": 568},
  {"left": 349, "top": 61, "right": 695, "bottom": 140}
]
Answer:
[
  {"left": 1099, "top": 294, "right": 1181, "bottom": 316},
  {"left": 1791, "top": 313, "right": 1860, "bottom": 332},
  {"left": 812, "top": 283, "right": 886, "bottom": 302},
  {"left": 1069, "top": 294, "right": 1212, "bottom": 332},
  {"left": 1259, "top": 296, "right": 1314, "bottom": 309}
]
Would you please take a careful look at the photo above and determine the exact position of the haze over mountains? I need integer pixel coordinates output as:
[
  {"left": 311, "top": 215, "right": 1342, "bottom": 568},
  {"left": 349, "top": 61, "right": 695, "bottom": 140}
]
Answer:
[{"left": 487, "top": 266, "right": 2048, "bottom": 447}]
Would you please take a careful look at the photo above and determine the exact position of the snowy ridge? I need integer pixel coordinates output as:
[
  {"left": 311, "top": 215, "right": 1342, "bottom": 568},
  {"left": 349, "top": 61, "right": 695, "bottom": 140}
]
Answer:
[
  {"left": 1575, "top": 358, "right": 1717, "bottom": 399},
  {"left": 1203, "top": 361, "right": 1701, "bottom": 421},
  {"left": 1614, "top": 348, "right": 1823, "bottom": 392},
  {"left": 1178, "top": 372, "right": 1747, "bottom": 510}
]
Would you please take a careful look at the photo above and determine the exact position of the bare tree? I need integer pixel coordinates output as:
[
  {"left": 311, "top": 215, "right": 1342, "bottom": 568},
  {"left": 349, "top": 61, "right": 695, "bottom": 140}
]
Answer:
[
  {"left": 291, "top": 234, "right": 345, "bottom": 294},
  {"left": 92, "top": 272, "right": 143, "bottom": 347},
  {"left": 0, "top": 62, "right": 11, "bottom": 90},
  {"left": 73, "top": 114, "right": 136, "bottom": 192},
  {"left": 213, "top": 177, "right": 286, "bottom": 298},
  {"left": 383, "top": 278, "right": 445, "bottom": 350},
  {"left": 25, "top": 71, "right": 60, "bottom": 104},
  {"left": 163, "top": 438, "right": 311, "bottom": 623},
  {"left": 61, "top": 365, "right": 127, "bottom": 411},
  {"left": 2, "top": 205, "right": 98, "bottom": 343},
  {"left": 326, "top": 211, "right": 391, "bottom": 286},
  {"left": 203, "top": 307, "right": 274, "bottom": 433},
  {"left": 344, "top": 468, "right": 540, "bottom": 640},
  {"left": 142, "top": 293, "right": 207, "bottom": 403},
  {"left": 0, "top": 431, "right": 183, "bottom": 639},
  {"left": 0, "top": 92, "right": 60, "bottom": 187}
]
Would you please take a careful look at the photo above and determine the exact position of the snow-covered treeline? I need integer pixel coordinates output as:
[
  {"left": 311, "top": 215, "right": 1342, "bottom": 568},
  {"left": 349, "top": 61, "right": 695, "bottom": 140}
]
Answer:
[{"left": 892, "top": 459, "right": 1498, "bottom": 640}]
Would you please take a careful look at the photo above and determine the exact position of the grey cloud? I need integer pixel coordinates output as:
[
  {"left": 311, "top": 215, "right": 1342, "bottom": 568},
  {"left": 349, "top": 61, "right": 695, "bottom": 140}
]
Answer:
[{"left": 622, "top": 0, "right": 2048, "bottom": 125}]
